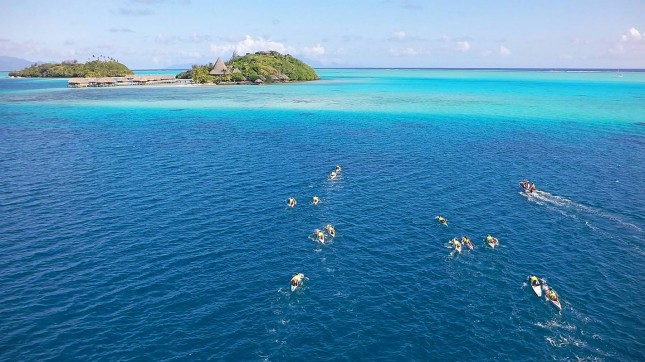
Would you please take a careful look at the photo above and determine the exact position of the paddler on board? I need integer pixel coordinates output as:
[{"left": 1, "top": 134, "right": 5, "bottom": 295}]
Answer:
[
  {"left": 461, "top": 236, "right": 473, "bottom": 250},
  {"left": 324, "top": 224, "right": 335, "bottom": 238},
  {"left": 435, "top": 215, "right": 448, "bottom": 226},
  {"left": 545, "top": 288, "right": 558, "bottom": 302},
  {"left": 528, "top": 274, "right": 542, "bottom": 287},
  {"left": 290, "top": 273, "right": 304, "bottom": 292},
  {"left": 287, "top": 197, "right": 297, "bottom": 208},
  {"left": 449, "top": 237, "right": 462, "bottom": 252},
  {"left": 312, "top": 229, "right": 325, "bottom": 244},
  {"left": 485, "top": 234, "right": 499, "bottom": 248}
]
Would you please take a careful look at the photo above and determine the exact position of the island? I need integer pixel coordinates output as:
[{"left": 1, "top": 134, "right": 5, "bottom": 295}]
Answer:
[
  {"left": 176, "top": 51, "right": 319, "bottom": 84},
  {"left": 8, "top": 58, "right": 133, "bottom": 78},
  {"left": 7, "top": 51, "right": 319, "bottom": 88}
]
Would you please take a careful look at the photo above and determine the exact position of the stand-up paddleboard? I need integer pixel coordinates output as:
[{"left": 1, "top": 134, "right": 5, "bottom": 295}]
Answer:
[
  {"left": 542, "top": 285, "right": 562, "bottom": 311},
  {"left": 290, "top": 273, "right": 304, "bottom": 292},
  {"left": 485, "top": 235, "right": 499, "bottom": 248},
  {"left": 436, "top": 216, "right": 448, "bottom": 226},
  {"left": 528, "top": 275, "right": 542, "bottom": 297}
]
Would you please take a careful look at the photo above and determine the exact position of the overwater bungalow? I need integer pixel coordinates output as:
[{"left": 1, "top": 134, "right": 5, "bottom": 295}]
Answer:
[
  {"left": 68, "top": 78, "right": 89, "bottom": 88},
  {"left": 95, "top": 77, "right": 116, "bottom": 87},
  {"left": 67, "top": 74, "right": 181, "bottom": 88}
]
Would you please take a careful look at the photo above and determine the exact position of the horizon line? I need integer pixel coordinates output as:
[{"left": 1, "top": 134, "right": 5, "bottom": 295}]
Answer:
[
  {"left": 128, "top": 67, "right": 645, "bottom": 72},
  {"left": 3, "top": 67, "right": 643, "bottom": 73}
]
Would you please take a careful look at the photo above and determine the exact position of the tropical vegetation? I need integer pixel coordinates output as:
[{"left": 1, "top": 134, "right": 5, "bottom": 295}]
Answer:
[
  {"left": 9, "top": 57, "right": 133, "bottom": 78},
  {"left": 176, "top": 51, "right": 319, "bottom": 84}
]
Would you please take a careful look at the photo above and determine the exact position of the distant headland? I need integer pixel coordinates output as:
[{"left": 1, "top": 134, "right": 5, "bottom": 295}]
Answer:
[{"left": 7, "top": 51, "right": 319, "bottom": 87}]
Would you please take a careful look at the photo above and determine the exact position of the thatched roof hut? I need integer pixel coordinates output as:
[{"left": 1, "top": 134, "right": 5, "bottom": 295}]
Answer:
[
  {"left": 131, "top": 75, "right": 149, "bottom": 85},
  {"left": 96, "top": 77, "right": 116, "bottom": 86},
  {"left": 68, "top": 78, "right": 89, "bottom": 87},
  {"left": 210, "top": 57, "right": 228, "bottom": 75}
]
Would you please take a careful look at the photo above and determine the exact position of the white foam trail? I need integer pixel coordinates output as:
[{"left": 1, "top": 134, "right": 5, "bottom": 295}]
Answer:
[
  {"left": 521, "top": 191, "right": 642, "bottom": 232},
  {"left": 535, "top": 320, "right": 577, "bottom": 331},
  {"left": 545, "top": 335, "right": 585, "bottom": 348}
]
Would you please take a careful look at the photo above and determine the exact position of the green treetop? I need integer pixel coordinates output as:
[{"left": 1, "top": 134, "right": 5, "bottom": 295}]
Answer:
[{"left": 9, "top": 59, "right": 133, "bottom": 78}]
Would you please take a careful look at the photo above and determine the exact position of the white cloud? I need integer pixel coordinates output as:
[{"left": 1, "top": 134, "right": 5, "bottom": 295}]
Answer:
[
  {"left": 303, "top": 44, "right": 325, "bottom": 57},
  {"left": 438, "top": 35, "right": 472, "bottom": 53},
  {"left": 178, "top": 50, "right": 202, "bottom": 58},
  {"left": 456, "top": 41, "right": 470, "bottom": 52},
  {"left": 188, "top": 33, "right": 211, "bottom": 43},
  {"left": 0, "top": 38, "right": 86, "bottom": 61},
  {"left": 609, "top": 43, "right": 625, "bottom": 55},
  {"left": 629, "top": 27, "right": 642, "bottom": 39},
  {"left": 210, "top": 35, "right": 293, "bottom": 57},
  {"left": 399, "top": 0, "right": 423, "bottom": 10},
  {"left": 499, "top": 45, "right": 511, "bottom": 56},
  {"left": 236, "top": 35, "right": 290, "bottom": 54},
  {"left": 209, "top": 43, "right": 235, "bottom": 56},
  {"left": 109, "top": 28, "right": 134, "bottom": 33},
  {"left": 611, "top": 27, "right": 644, "bottom": 55},
  {"left": 393, "top": 31, "right": 406, "bottom": 41},
  {"left": 113, "top": 8, "right": 154, "bottom": 16},
  {"left": 154, "top": 33, "right": 178, "bottom": 44},
  {"left": 388, "top": 47, "right": 421, "bottom": 56},
  {"left": 621, "top": 27, "right": 642, "bottom": 42}
]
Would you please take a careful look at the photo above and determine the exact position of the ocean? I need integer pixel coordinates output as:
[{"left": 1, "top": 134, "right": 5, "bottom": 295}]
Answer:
[{"left": 0, "top": 69, "right": 643, "bottom": 361}]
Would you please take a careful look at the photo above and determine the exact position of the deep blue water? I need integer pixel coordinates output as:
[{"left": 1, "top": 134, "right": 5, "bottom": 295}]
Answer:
[{"left": 1, "top": 70, "right": 644, "bottom": 361}]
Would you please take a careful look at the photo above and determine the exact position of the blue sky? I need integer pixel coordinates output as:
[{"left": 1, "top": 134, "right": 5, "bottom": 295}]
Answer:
[{"left": 1, "top": 0, "right": 644, "bottom": 69}]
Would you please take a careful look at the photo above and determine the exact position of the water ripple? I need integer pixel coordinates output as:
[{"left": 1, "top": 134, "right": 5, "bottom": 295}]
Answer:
[{"left": 1, "top": 72, "right": 644, "bottom": 361}]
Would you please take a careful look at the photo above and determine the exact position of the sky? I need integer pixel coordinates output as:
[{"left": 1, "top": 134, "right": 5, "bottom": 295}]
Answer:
[{"left": 1, "top": 0, "right": 644, "bottom": 69}]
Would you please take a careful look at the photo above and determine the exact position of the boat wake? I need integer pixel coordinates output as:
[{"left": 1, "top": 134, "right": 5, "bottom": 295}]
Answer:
[
  {"left": 545, "top": 334, "right": 586, "bottom": 348},
  {"left": 535, "top": 320, "right": 577, "bottom": 331},
  {"left": 521, "top": 190, "right": 641, "bottom": 232}
]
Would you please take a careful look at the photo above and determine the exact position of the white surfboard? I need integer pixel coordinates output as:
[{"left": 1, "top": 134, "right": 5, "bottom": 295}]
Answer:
[
  {"left": 548, "top": 296, "right": 562, "bottom": 310},
  {"left": 290, "top": 273, "right": 304, "bottom": 292}
]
